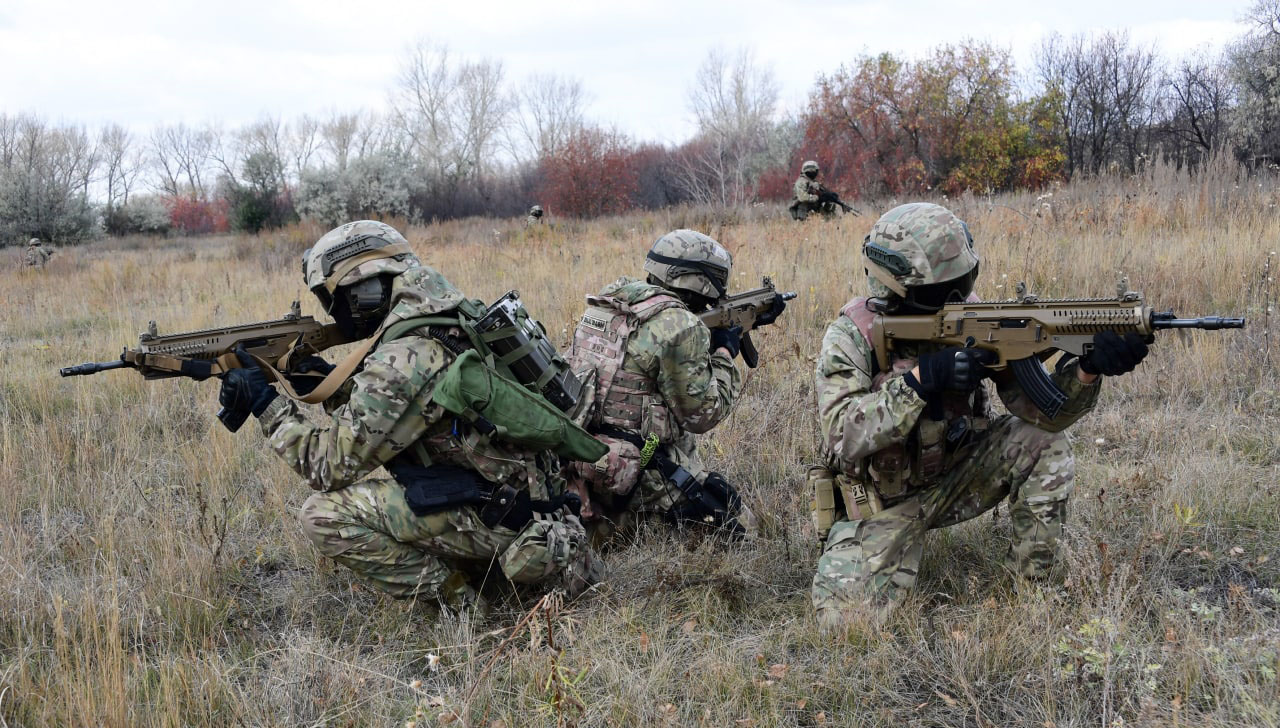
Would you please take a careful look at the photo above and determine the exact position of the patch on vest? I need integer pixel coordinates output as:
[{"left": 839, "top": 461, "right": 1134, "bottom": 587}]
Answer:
[{"left": 580, "top": 313, "right": 608, "bottom": 331}]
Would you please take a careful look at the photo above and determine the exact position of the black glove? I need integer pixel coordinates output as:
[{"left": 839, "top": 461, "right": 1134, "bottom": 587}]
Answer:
[
  {"left": 1079, "top": 331, "right": 1149, "bottom": 376},
  {"left": 285, "top": 355, "right": 334, "bottom": 396},
  {"left": 709, "top": 325, "right": 743, "bottom": 358},
  {"left": 753, "top": 294, "right": 787, "bottom": 328},
  {"left": 906, "top": 346, "right": 996, "bottom": 395},
  {"left": 218, "top": 346, "right": 278, "bottom": 431}
]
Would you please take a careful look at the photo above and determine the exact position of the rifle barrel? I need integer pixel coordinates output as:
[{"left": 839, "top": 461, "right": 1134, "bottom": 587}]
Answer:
[
  {"left": 1151, "top": 315, "right": 1245, "bottom": 330},
  {"left": 60, "top": 360, "right": 130, "bottom": 377},
  {"left": 781, "top": 291, "right": 798, "bottom": 301}
]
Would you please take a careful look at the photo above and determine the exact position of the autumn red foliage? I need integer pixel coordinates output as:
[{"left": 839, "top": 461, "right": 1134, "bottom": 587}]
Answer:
[
  {"left": 536, "top": 127, "right": 640, "bottom": 218},
  {"left": 167, "top": 196, "right": 229, "bottom": 235}
]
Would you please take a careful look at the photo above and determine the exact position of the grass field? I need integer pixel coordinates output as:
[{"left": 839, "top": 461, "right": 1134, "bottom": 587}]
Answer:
[{"left": 2, "top": 162, "right": 1278, "bottom": 727}]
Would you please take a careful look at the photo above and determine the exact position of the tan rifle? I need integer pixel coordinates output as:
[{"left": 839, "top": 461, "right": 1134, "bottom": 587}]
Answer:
[
  {"left": 868, "top": 279, "right": 1245, "bottom": 417},
  {"left": 698, "top": 276, "right": 797, "bottom": 368},
  {"left": 60, "top": 301, "right": 350, "bottom": 428}
]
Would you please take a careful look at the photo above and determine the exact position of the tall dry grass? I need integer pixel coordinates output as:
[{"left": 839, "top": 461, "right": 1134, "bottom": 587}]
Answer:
[{"left": 1, "top": 167, "right": 1277, "bottom": 727}]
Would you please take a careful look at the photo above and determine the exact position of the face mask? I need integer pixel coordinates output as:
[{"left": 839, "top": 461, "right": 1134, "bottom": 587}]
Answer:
[
  {"left": 330, "top": 277, "right": 391, "bottom": 340},
  {"left": 805, "top": 170, "right": 818, "bottom": 180}
]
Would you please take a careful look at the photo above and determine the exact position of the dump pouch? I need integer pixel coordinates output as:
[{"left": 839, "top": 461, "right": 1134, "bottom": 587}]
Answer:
[{"left": 431, "top": 349, "right": 609, "bottom": 463}]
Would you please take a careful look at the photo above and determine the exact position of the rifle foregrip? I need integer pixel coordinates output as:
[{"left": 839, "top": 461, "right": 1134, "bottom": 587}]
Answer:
[{"left": 1010, "top": 356, "right": 1067, "bottom": 419}]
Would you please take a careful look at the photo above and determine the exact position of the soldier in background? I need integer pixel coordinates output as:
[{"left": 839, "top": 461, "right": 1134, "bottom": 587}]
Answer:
[
  {"left": 525, "top": 205, "right": 545, "bottom": 227},
  {"left": 564, "top": 229, "right": 785, "bottom": 539},
  {"left": 809, "top": 203, "right": 1150, "bottom": 630},
  {"left": 216, "top": 220, "right": 602, "bottom": 612},
  {"left": 789, "top": 160, "right": 851, "bottom": 220},
  {"left": 24, "top": 238, "right": 53, "bottom": 268}
]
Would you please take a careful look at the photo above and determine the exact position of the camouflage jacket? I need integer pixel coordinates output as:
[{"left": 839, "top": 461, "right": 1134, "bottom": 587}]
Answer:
[
  {"left": 816, "top": 296, "right": 1100, "bottom": 492},
  {"left": 570, "top": 276, "right": 742, "bottom": 443},
  {"left": 258, "top": 266, "right": 556, "bottom": 500},
  {"left": 794, "top": 175, "right": 821, "bottom": 204},
  {"left": 24, "top": 245, "right": 51, "bottom": 266}
]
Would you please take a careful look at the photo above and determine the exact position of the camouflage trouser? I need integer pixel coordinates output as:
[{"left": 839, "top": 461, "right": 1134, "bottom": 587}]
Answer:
[
  {"left": 300, "top": 477, "right": 598, "bottom": 604},
  {"left": 811, "top": 415, "right": 1074, "bottom": 627},
  {"left": 789, "top": 201, "right": 837, "bottom": 221}
]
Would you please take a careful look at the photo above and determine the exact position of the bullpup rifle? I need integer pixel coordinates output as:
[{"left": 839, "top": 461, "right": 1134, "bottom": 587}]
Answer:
[
  {"left": 868, "top": 279, "right": 1244, "bottom": 418},
  {"left": 699, "top": 276, "right": 798, "bottom": 368},
  {"left": 60, "top": 302, "right": 350, "bottom": 429}
]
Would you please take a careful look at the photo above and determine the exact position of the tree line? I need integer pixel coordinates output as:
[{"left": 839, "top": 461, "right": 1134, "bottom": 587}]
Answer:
[{"left": 2, "top": 1, "right": 1278, "bottom": 243}]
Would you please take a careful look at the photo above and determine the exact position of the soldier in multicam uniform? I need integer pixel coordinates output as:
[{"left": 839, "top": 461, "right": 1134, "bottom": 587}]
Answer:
[
  {"left": 789, "top": 161, "right": 836, "bottom": 220},
  {"left": 564, "top": 229, "right": 784, "bottom": 537},
  {"left": 216, "top": 220, "right": 602, "bottom": 611},
  {"left": 525, "top": 205, "right": 545, "bottom": 228},
  {"left": 24, "top": 238, "right": 53, "bottom": 268},
  {"left": 810, "top": 203, "right": 1150, "bottom": 630}
]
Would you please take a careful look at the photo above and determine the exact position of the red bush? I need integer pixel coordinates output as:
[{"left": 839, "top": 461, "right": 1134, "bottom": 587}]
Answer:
[
  {"left": 167, "top": 196, "right": 229, "bottom": 235},
  {"left": 536, "top": 128, "right": 640, "bottom": 218}
]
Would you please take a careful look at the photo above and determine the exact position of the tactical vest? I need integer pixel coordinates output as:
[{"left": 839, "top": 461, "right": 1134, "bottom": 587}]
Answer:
[
  {"left": 567, "top": 291, "right": 686, "bottom": 437},
  {"left": 839, "top": 296, "right": 989, "bottom": 498}
]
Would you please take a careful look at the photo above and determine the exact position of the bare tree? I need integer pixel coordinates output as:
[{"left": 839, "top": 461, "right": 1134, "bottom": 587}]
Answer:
[
  {"left": 1159, "top": 51, "right": 1235, "bottom": 168},
  {"left": 1037, "top": 31, "right": 1161, "bottom": 175},
  {"left": 392, "top": 41, "right": 514, "bottom": 212},
  {"left": 512, "top": 73, "right": 588, "bottom": 162},
  {"left": 99, "top": 123, "right": 142, "bottom": 211},
  {"left": 1228, "top": 0, "right": 1280, "bottom": 164},
  {"left": 679, "top": 47, "right": 782, "bottom": 206},
  {"left": 149, "top": 123, "right": 215, "bottom": 198}
]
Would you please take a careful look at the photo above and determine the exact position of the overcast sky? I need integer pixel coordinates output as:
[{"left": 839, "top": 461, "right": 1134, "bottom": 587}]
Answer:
[{"left": 0, "top": 0, "right": 1252, "bottom": 144}]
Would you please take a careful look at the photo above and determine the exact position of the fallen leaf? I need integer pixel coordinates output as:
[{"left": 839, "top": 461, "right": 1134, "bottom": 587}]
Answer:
[
  {"left": 814, "top": 711, "right": 827, "bottom": 724},
  {"left": 735, "top": 720, "right": 756, "bottom": 727},
  {"left": 682, "top": 619, "right": 697, "bottom": 634},
  {"left": 1231, "top": 546, "right": 1245, "bottom": 556},
  {"left": 795, "top": 698, "right": 808, "bottom": 710},
  {"left": 1164, "top": 627, "right": 1177, "bottom": 643},
  {"left": 950, "top": 629, "right": 968, "bottom": 641},
  {"left": 639, "top": 632, "right": 650, "bottom": 651},
  {"left": 935, "top": 690, "right": 959, "bottom": 707},
  {"left": 767, "top": 663, "right": 790, "bottom": 680}
]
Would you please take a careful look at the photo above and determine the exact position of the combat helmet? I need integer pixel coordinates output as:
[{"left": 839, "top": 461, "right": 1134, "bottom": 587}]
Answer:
[
  {"left": 28, "top": 237, "right": 40, "bottom": 246},
  {"left": 643, "top": 229, "right": 733, "bottom": 300},
  {"left": 801, "top": 160, "right": 819, "bottom": 175},
  {"left": 529, "top": 205, "right": 543, "bottom": 216},
  {"left": 302, "top": 220, "right": 421, "bottom": 337},
  {"left": 863, "top": 202, "right": 979, "bottom": 311}
]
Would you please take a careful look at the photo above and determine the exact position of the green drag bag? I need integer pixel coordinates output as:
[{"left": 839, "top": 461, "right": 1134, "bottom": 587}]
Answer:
[{"left": 432, "top": 349, "right": 608, "bottom": 463}]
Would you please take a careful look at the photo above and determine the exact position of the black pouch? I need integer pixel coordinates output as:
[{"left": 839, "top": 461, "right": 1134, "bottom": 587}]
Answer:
[{"left": 389, "top": 463, "right": 490, "bottom": 516}]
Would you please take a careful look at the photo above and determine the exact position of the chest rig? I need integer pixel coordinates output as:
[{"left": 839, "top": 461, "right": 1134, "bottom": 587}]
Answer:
[
  {"left": 567, "top": 291, "right": 686, "bottom": 436},
  {"left": 840, "top": 296, "right": 990, "bottom": 499}
]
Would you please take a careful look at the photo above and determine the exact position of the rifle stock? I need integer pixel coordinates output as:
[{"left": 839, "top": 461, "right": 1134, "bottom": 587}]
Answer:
[
  {"left": 698, "top": 277, "right": 798, "bottom": 368},
  {"left": 869, "top": 281, "right": 1244, "bottom": 418}
]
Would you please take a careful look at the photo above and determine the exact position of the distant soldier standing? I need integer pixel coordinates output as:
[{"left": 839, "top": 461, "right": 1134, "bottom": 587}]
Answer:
[
  {"left": 24, "top": 238, "right": 53, "bottom": 268},
  {"left": 789, "top": 161, "right": 857, "bottom": 220},
  {"left": 809, "top": 203, "right": 1150, "bottom": 630},
  {"left": 525, "top": 205, "right": 545, "bottom": 228},
  {"left": 564, "top": 229, "right": 785, "bottom": 537}
]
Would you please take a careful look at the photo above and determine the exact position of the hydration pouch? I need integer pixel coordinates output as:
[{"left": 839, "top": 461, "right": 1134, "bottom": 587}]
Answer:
[
  {"left": 473, "top": 290, "right": 585, "bottom": 413},
  {"left": 431, "top": 349, "right": 609, "bottom": 463},
  {"left": 571, "top": 435, "right": 644, "bottom": 496}
]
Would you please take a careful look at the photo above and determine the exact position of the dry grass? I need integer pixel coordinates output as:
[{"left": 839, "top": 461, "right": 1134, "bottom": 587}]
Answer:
[{"left": 2, "top": 164, "right": 1278, "bottom": 727}]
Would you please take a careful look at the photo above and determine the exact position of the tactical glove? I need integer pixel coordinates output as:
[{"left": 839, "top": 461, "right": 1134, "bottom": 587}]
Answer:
[
  {"left": 285, "top": 355, "right": 334, "bottom": 396},
  {"left": 753, "top": 294, "right": 788, "bottom": 328},
  {"left": 905, "top": 346, "right": 996, "bottom": 395},
  {"left": 709, "top": 325, "right": 743, "bottom": 359},
  {"left": 1079, "top": 331, "right": 1149, "bottom": 376},
  {"left": 218, "top": 345, "right": 278, "bottom": 432}
]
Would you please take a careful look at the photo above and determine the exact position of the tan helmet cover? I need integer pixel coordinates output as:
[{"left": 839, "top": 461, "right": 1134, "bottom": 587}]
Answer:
[
  {"left": 303, "top": 220, "right": 420, "bottom": 295},
  {"left": 862, "top": 203, "right": 979, "bottom": 298}
]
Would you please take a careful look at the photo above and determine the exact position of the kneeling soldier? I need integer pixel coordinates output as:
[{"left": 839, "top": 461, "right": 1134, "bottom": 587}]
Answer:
[
  {"left": 810, "top": 203, "right": 1149, "bottom": 629},
  {"left": 217, "top": 220, "right": 602, "bottom": 611}
]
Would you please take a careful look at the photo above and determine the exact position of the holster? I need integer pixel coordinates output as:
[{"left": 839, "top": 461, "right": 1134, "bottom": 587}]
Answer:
[{"left": 388, "top": 463, "right": 579, "bottom": 532}]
